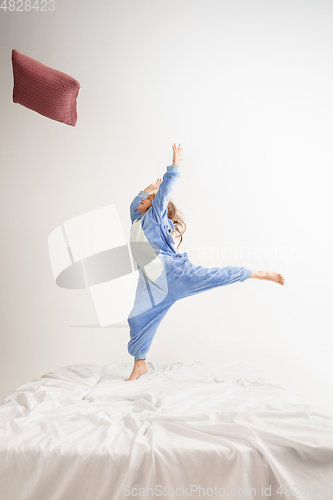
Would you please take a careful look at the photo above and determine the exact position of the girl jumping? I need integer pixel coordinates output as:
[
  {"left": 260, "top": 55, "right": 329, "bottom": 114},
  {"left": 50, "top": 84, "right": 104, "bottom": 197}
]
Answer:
[{"left": 126, "top": 144, "right": 284, "bottom": 381}]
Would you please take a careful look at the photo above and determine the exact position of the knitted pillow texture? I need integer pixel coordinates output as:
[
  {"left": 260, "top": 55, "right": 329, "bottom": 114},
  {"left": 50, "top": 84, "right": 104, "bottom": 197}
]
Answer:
[{"left": 12, "top": 49, "right": 81, "bottom": 126}]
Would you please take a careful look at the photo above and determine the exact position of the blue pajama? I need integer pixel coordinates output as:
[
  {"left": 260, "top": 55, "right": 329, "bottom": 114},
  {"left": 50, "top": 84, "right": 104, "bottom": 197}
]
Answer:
[{"left": 127, "top": 165, "right": 252, "bottom": 361}]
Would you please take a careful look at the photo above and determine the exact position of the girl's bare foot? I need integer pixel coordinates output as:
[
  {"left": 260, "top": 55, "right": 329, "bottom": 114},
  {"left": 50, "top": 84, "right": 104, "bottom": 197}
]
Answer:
[
  {"left": 249, "top": 270, "right": 284, "bottom": 285},
  {"left": 126, "top": 359, "right": 148, "bottom": 381}
]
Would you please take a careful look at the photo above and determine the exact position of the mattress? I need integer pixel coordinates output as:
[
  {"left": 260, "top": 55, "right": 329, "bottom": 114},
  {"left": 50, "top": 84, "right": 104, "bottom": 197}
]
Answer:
[{"left": 0, "top": 360, "right": 332, "bottom": 500}]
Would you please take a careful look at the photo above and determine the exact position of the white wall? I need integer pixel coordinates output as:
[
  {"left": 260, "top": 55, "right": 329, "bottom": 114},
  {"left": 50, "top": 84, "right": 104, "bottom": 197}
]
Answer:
[{"left": 1, "top": 0, "right": 332, "bottom": 411}]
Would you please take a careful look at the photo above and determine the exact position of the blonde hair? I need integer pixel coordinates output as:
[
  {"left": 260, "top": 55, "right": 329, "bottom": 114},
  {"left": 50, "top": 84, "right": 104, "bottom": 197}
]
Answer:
[
  {"left": 149, "top": 192, "right": 186, "bottom": 252},
  {"left": 167, "top": 199, "right": 187, "bottom": 252}
]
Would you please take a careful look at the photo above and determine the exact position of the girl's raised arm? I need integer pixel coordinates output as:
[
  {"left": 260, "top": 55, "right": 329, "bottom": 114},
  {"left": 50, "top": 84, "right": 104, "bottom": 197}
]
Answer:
[
  {"left": 149, "top": 165, "right": 180, "bottom": 223},
  {"left": 149, "top": 144, "right": 182, "bottom": 222}
]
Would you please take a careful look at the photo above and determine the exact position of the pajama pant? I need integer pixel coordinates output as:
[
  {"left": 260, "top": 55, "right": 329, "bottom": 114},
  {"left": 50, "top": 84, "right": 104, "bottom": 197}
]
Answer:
[{"left": 127, "top": 252, "right": 252, "bottom": 361}]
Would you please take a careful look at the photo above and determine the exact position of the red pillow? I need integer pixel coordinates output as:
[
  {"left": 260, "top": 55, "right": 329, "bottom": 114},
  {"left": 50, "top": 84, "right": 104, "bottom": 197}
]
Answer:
[{"left": 12, "top": 49, "right": 81, "bottom": 127}]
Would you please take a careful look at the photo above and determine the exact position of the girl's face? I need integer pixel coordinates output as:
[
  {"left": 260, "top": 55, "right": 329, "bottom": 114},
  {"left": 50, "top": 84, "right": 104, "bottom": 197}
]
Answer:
[{"left": 137, "top": 194, "right": 154, "bottom": 214}]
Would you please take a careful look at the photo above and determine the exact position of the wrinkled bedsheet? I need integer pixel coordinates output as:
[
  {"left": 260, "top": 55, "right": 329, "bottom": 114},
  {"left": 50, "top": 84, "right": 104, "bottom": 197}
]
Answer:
[{"left": 0, "top": 360, "right": 332, "bottom": 500}]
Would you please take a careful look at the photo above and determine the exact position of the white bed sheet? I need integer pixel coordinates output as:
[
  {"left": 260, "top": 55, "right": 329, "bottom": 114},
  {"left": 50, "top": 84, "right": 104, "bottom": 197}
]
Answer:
[{"left": 0, "top": 360, "right": 332, "bottom": 500}]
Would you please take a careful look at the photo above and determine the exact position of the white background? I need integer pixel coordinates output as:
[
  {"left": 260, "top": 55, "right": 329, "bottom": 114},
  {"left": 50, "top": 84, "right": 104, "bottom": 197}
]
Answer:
[{"left": 0, "top": 0, "right": 332, "bottom": 409}]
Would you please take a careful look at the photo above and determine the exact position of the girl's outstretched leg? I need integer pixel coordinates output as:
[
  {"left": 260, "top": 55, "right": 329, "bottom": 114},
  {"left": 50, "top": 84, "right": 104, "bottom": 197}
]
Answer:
[
  {"left": 126, "top": 358, "right": 148, "bottom": 381},
  {"left": 172, "top": 261, "right": 253, "bottom": 301},
  {"left": 248, "top": 270, "right": 284, "bottom": 285}
]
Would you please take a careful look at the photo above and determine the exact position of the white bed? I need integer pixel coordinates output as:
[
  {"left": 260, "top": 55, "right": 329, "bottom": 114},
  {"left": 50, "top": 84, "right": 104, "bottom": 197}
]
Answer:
[{"left": 0, "top": 360, "right": 332, "bottom": 500}]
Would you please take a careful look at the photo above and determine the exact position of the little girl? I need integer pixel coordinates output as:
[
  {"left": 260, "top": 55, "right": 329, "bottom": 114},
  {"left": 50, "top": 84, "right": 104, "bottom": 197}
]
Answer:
[{"left": 126, "top": 144, "right": 284, "bottom": 381}]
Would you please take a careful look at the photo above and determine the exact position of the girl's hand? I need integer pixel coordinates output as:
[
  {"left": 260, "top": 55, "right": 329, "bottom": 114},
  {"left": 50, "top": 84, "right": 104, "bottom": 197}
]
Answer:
[
  {"left": 144, "top": 178, "right": 162, "bottom": 193},
  {"left": 150, "top": 178, "right": 162, "bottom": 191},
  {"left": 172, "top": 143, "right": 182, "bottom": 165}
]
